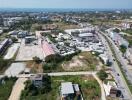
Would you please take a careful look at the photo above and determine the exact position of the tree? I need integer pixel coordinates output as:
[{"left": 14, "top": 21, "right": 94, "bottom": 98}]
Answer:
[
  {"left": 113, "top": 28, "right": 120, "bottom": 33},
  {"left": 11, "top": 37, "right": 18, "bottom": 43},
  {"left": 32, "top": 56, "right": 41, "bottom": 64},
  {"left": 0, "top": 57, "right": 11, "bottom": 71},
  {"left": 120, "top": 45, "right": 127, "bottom": 54},
  {"left": 97, "top": 70, "right": 108, "bottom": 81}
]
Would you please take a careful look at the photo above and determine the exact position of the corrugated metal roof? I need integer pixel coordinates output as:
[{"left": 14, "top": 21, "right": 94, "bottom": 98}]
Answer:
[
  {"left": 61, "top": 82, "right": 74, "bottom": 95},
  {"left": 42, "top": 41, "right": 55, "bottom": 57}
]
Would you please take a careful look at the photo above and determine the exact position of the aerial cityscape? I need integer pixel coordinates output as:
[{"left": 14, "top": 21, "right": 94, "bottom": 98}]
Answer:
[{"left": 0, "top": 0, "right": 132, "bottom": 100}]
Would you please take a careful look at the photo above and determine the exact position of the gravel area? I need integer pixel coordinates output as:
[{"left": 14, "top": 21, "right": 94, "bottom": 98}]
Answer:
[
  {"left": 4, "top": 43, "right": 20, "bottom": 59},
  {"left": 4, "top": 62, "right": 26, "bottom": 77}
]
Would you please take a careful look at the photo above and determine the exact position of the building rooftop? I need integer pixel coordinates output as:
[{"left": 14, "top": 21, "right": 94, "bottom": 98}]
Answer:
[
  {"left": 61, "top": 82, "right": 74, "bottom": 95},
  {"left": 42, "top": 41, "right": 55, "bottom": 57},
  {"left": 78, "top": 33, "right": 93, "bottom": 37},
  {"left": 30, "top": 74, "right": 43, "bottom": 81}
]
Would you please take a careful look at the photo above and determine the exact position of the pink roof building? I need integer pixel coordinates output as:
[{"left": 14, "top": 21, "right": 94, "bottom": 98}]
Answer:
[{"left": 42, "top": 41, "right": 55, "bottom": 57}]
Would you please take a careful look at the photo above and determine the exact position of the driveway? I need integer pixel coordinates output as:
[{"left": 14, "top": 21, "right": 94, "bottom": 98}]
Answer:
[{"left": 8, "top": 78, "right": 27, "bottom": 100}]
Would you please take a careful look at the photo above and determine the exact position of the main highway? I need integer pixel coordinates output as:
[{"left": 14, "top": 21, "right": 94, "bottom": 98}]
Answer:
[{"left": 99, "top": 30, "right": 132, "bottom": 100}]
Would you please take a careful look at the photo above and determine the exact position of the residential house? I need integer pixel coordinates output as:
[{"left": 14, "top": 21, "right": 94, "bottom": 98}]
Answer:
[
  {"left": 60, "top": 82, "right": 82, "bottom": 100},
  {"left": 30, "top": 74, "right": 43, "bottom": 87}
]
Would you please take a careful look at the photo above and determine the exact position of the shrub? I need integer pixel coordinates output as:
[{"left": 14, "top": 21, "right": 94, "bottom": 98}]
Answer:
[{"left": 97, "top": 70, "right": 108, "bottom": 81}]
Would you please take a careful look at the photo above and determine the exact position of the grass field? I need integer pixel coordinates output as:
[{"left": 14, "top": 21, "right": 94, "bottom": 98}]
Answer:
[
  {"left": 54, "top": 22, "right": 80, "bottom": 30},
  {"left": 20, "top": 76, "right": 101, "bottom": 100},
  {"left": 0, "top": 78, "right": 16, "bottom": 100}
]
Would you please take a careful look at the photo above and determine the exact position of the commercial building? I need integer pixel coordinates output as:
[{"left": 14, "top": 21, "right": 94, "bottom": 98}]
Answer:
[
  {"left": 0, "top": 39, "right": 9, "bottom": 55},
  {"left": 78, "top": 32, "right": 94, "bottom": 42}
]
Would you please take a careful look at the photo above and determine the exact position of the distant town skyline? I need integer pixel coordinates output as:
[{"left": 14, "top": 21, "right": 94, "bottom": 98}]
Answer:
[{"left": 0, "top": 0, "right": 132, "bottom": 9}]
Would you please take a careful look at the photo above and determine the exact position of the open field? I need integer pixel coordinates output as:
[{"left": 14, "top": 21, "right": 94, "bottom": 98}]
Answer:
[
  {"left": 26, "top": 61, "right": 43, "bottom": 73},
  {"left": 62, "top": 52, "right": 99, "bottom": 71},
  {"left": 20, "top": 75, "right": 101, "bottom": 100},
  {"left": 54, "top": 22, "right": 80, "bottom": 30}
]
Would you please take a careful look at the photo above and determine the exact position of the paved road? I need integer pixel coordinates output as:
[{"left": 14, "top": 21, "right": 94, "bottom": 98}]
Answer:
[
  {"left": 8, "top": 78, "right": 27, "bottom": 100},
  {"left": 99, "top": 31, "right": 132, "bottom": 100},
  {"left": 106, "top": 34, "right": 132, "bottom": 83},
  {"left": 17, "top": 71, "right": 106, "bottom": 100},
  {"left": 17, "top": 71, "right": 97, "bottom": 77}
]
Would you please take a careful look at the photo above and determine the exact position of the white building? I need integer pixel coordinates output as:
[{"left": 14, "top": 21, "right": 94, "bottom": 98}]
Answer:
[
  {"left": 99, "top": 53, "right": 109, "bottom": 65},
  {"left": 125, "top": 48, "right": 132, "bottom": 64},
  {"left": 103, "top": 81, "right": 118, "bottom": 97},
  {"left": 78, "top": 33, "right": 94, "bottom": 42},
  {"left": 0, "top": 29, "right": 3, "bottom": 35}
]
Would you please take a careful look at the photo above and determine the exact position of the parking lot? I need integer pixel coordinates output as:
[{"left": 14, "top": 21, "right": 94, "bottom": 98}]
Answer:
[
  {"left": 16, "top": 39, "right": 44, "bottom": 61},
  {"left": 4, "top": 62, "right": 26, "bottom": 77}
]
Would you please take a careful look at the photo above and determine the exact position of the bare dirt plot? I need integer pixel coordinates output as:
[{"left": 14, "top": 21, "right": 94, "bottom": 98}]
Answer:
[
  {"left": 62, "top": 52, "right": 99, "bottom": 71},
  {"left": 26, "top": 61, "right": 43, "bottom": 73},
  {"left": 16, "top": 40, "right": 44, "bottom": 61}
]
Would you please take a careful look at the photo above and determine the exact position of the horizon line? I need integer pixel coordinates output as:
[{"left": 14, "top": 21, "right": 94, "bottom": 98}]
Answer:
[{"left": 0, "top": 7, "right": 132, "bottom": 10}]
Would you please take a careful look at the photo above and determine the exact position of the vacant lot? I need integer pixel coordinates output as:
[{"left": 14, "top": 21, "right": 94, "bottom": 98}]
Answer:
[
  {"left": 26, "top": 61, "right": 43, "bottom": 73},
  {"left": 62, "top": 52, "right": 99, "bottom": 71},
  {"left": 16, "top": 39, "right": 44, "bottom": 61},
  {"left": 20, "top": 75, "right": 101, "bottom": 100},
  {"left": 54, "top": 22, "right": 80, "bottom": 30}
]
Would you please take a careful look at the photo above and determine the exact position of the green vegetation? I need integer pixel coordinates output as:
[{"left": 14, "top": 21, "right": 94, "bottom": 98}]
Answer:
[
  {"left": 20, "top": 76, "right": 101, "bottom": 100},
  {"left": 122, "top": 29, "right": 132, "bottom": 35},
  {"left": 120, "top": 45, "right": 127, "bottom": 54},
  {"left": 0, "top": 77, "right": 17, "bottom": 100},
  {"left": 10, "top": 37, "right": 18, "bottom": 43},
  {"left": 97, "top": 69, "right": 108, "bottom": 81},
  {"left": 43, "top": 51, "right": 81, "bottom": 72},
  {"left": 32, "top": 56, "right": 42, "bottom": 64},
  {"left": 0, "top": 57, "right": 11, "bottom": 73},
  {"left": 123, "top": 35, "right": 132, "bottom": 46},
  {"left": 113, "top": 28, "right": 120, "bottom": 33},
  {"left": 21, "top": 75, "right": 51, "bottom": 99}
]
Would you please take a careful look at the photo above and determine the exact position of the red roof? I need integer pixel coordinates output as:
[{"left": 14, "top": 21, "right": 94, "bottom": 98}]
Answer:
[{"left": 42, "top": 41, "right": 55, "bottom": 57}]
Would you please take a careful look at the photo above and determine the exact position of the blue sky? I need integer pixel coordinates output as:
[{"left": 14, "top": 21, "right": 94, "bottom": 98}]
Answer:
[{"left": 0, "top": 0, "right": 132, "bottom": 9}]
